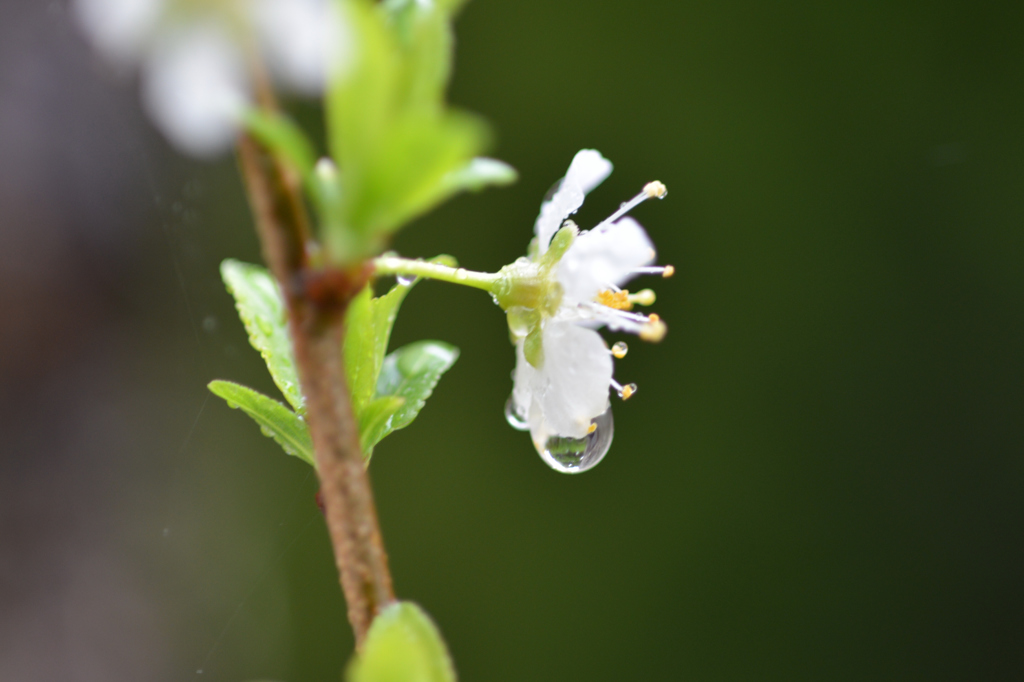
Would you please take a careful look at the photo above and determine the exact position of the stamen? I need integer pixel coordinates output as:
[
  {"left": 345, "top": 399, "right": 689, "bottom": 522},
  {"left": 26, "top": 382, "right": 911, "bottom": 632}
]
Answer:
[
  {"left": 577, "top": 301, "right": 668, "bottom": 341},
  {"left": 644, "top": 181, "right": 668, "bottom": 199},
  {"left": 631, "top": 265, "right": 675, "bottom": 278},
  {"left": 639, "top": 318, "right": 667, "bottom": 343},
  {"left": 602, "top": 180, "right": 669, "bottom": 225},
  {"left": 628, "top": 289, "right": 656, "bottom": 306},
  {"left": 587, "top": 423, "right": 598, "bottom": 434},
  {"left": 596, "top": 289, "right": 633, "bottom": 310},
  {"left": 611, "top": 341, "right": 629, "bottom": 358},
  {"left": 611, "top": 379, "right": 638, "bottom": 400}
]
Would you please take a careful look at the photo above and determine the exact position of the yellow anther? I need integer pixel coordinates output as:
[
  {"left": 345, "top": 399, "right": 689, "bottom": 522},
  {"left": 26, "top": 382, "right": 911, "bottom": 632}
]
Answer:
[
  {"left": 639, "top": 319, "right": 667, "bottom": 343},
  {"left": 662, "top": 265, "right": 675, "bottom": 278},
  {"left": 596, "top": 289, "right": 633, "bottom": 311},
  {"left": 620, "top": 383, "right": 637, "bottom": 400},
  {"left": 587, "top": 423, "right": 598, "bottom": 434},
  {"left": 628, "top": 289, "right": 656, "bottom": 306},
  {"left": 644, "top": 181, "right": 668, "bottom": 199},
  {"left": 648, "top": 313, "right": 660, "bottom": 322}
]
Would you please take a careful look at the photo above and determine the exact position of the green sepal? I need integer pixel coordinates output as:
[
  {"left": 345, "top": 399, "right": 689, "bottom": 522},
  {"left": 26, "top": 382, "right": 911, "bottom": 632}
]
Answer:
[
  {"left": 207, "top": 380, "right": 315, "bottom": 468},
  {"left": 524, "top": 326, "right": 544, "bottom": 369},
  {"left": 220, "top": 260, "right": 303, "bottom": 412},
  {"left": 347, "top": 602, "right": 456, "bottom": 682}
]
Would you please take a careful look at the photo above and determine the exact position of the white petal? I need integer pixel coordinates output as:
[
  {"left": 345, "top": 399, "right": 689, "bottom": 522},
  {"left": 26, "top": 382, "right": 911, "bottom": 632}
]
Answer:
[
  {"left": 252, "top": 0, "right": 352, "bottom": 94},
  {"left": 514, "top": 322, "right": 612, "bottom": 442},
  {"left": 534, "top": 149, "right": 613, "bottom": 254},
  {"left": 73, "top": 0, "right": 163, "bottom": 65},
  {"left": 141, "top": 27, "right": 249, "bottom": 157},
  {"left": 557, "top": 217, "right": 655, "bottom": 303},
  {"left": 564, "top": 149, "right": 614, "bottom": 196}
]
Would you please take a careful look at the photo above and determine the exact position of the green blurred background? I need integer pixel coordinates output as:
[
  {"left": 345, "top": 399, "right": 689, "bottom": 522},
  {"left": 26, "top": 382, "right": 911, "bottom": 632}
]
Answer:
[{"left": 2, "top": 1, "right": 1023, "bottom": 680}]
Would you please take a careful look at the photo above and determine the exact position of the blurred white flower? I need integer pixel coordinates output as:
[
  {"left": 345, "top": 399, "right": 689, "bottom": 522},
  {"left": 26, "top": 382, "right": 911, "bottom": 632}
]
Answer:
[
  {"left": 506, "top": 150, "right": 672, "bottom": 466},
  {"left": 73, "top": 0, "right": 349, "bottom": 156}
]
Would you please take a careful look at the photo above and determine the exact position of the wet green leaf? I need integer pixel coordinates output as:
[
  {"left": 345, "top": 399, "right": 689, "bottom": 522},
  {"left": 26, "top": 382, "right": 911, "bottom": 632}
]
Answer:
[
  {"left": 344, "top": 278, "right": 418, "bottom": 415},
  {"left": 220, "top": 260, "right": 303, "bottom": 412},
  {"left": 347, "top": 602, "right": 456, "bottom": 682},
  {"left": 207, "top": 380, "right": 314, "bottom": 468},
  {"left": 375, "top": 340, "right": 459, "bottom": 434},
  {"left": 358, "top": 395, "right": 406, "bottom": 457},
  {"left": 220, "top": 260, "right": 457, "bottom": 464}
]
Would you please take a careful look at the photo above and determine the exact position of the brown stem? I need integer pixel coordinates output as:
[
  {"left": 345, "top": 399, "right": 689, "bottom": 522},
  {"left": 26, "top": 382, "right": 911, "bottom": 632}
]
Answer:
[{"left": 236, "top": 133, "right": 395, "bottom": 647}]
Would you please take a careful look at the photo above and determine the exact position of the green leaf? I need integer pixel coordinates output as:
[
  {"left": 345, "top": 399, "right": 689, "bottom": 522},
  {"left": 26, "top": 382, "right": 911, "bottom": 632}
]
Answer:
[
  {"left": 208, "top": 380, "right": 314, "bottom": 468},
  {"left": 220, "top": 260, "right": 303, "bottom": 412},
  {"left": 374, "top": 340, "right": 459, "bottom": 434},
  {"left": 358, "top": 395, "right": 406, "bottom": 457},
  {"left": 241, "top": 109, "right": 317, "bottom": 181},
  {"left": 440, "top": 157, "right": 518, "bottom": 194},
  {"left": 343, "top": 278, "right": 418, "bottom": 415},
  {"left": 324, "top": 0, "right": 489, "bottom": 260},
  {"left": 347, "top": 602, "right": 456, "bottom": 682}
]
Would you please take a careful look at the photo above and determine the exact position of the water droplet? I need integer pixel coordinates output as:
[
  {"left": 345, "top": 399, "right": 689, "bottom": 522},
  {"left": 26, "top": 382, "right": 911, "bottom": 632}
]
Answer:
[
  {"left": 611, "top": 341, "right": 628, "bottom": 358},
  {"left": 202, "top": 315, "right": 218, "bottom": 333},
  {"left": 504, "top": 395, "right": 529, "bottom": 431},
  {"left": 537, "top": 408, "right": 614, "bottom": 474},
  {"left": 396, "top": 275, "right": 414, "bottom": 286},
  {"left": 455, "top": 268, "right": 468, "bottom": 281},
  {"left": 226, "top": 401, "right": 239, "bottom": 410},
  {"left": 505, "top": 306, "right": 537, "bottom": 337},
  {"left": 259, "top": 426, "right": 274, "bottom": 438},
  {"left": 162, "top": 527, "right": 170, "bottom": 538},
  {"left": 196, "top": 669, "right": 203, "bottom": 675}
]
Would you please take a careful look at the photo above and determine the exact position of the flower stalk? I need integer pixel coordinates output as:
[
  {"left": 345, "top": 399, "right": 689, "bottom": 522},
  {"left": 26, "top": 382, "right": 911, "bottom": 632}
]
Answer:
[{"left": 373, "top": 255, "right": 502, "bottom": 293}]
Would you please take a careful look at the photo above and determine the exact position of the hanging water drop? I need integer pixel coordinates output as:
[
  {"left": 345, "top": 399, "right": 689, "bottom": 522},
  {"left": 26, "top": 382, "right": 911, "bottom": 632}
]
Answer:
[
  {"left": 504, "top": 395, "right": 529, "bottom": 431},
  {"left": 536, "top": 408, "right": 614, "bottom": 473},
  {"left": 259, "top": 426, "right": 274, "bottom": 438},
  {"left": 611, "top": 341, "right": 628, "bottom": 358},
  {"left": 396, "top": 275, "right": 414, "bottom": 286}
]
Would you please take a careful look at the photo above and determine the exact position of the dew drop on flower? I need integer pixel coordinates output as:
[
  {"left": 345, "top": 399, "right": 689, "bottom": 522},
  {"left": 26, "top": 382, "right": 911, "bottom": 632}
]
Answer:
[
  {"left": 537, "top": 408, "right": 614, "bottom": 473},
  {"left": 396, "top": 275, "right": 414, "bottom": 286},
  {"left": 503, "top": 394, "right": 529, "bottom": 431}
]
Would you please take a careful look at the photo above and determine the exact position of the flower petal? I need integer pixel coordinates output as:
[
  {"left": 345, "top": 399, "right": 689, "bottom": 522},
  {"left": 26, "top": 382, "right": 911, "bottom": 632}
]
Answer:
[
  {"left": 534, "top": 149, "right": 613, "bottom": 254},
  {"left": 252, "top": 0, "right": 352, "bottom": 95},
  {"left": 73, "top": 0, "right": 163, "bottom": 65},
  {"left": 557, "top": 216, "right": 655, "bottom": 303},
  {"left": 141, "top": 26, "right": 249, "bottom": 157},
  {"left": 514, "top": 322, "right": 612, "bottom": 442}
]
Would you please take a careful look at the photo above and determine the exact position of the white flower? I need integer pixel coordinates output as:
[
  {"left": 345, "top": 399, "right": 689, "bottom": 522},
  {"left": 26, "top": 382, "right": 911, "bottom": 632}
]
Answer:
[
  {"left": 73, "top": 0, "right": 349, "bottom": 156},
  {"left": 504, "top": 150, "right": 672, "bottom": 470}
]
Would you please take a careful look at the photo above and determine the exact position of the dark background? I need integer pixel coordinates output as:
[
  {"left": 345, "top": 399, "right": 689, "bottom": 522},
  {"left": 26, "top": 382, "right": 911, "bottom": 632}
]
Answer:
[{"left": 2, "top": 0, "right": 1023, "bottom": 680}]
